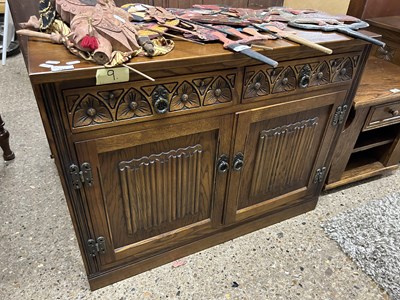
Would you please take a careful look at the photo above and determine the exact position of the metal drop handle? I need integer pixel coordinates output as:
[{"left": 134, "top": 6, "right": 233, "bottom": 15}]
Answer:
[
  {"left": 153, "top": 97, "right": 169, "bottom": 114},
  {"left": 298, "top": 75, "right": 310, "bottom": 88},
  {"left": 217, "top": 155, "right": 229, "bottom": 173},
  {"left": 152, "top": 86, "right": 169, "bottom": 114},
  {"left": 232, "top": 153, "right": 244, "bottom": 171},
  {"left": 389, "top": 109, "right": 399, "bottom": 117}
]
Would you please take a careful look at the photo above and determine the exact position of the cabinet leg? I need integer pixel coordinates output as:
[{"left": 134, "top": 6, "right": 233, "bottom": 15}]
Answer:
[{"left": 0, "top": 114, "right": 15, "bottom": 161}]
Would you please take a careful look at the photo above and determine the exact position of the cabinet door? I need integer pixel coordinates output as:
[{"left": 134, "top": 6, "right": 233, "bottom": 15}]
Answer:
[
  {"left": 74, "top": 115, "right": 232, "bottom": 271},
  {"left": 224, "top": 91, "right": 346, "bottom": 224}
]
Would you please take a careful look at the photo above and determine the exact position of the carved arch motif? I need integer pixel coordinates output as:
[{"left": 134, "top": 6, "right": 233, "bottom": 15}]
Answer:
[
  {"left": 170, "top": 81, "right": 201, "bottom": 111},
  {"left": 272, "top": 67, "right": 296, "bottom": 93},
  {"left": 73, "top": 95, "right": 112, "bottom": 127},
  {"left": 243, "top": 71, "right": 270, "bottom": 99},
  {"left": 116, "top": 88, "right": 152, "bottom": 120},
  {"left": 310, "top": 61, "right": 330, "bottom": 87},
  {"left": 333, "top": 58, "right": 353, "bottom": 82},
  {"left": 204, "top": 76, "right": 232, "bottom": 105}
]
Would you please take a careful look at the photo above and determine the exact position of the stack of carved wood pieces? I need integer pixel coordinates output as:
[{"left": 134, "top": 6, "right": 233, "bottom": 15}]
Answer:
[
  {"left": 16, "top": 0, "right": 175, "bottom": 68},
  {"left": 121, "top": 4, "right": 385, "bottom": 62}
]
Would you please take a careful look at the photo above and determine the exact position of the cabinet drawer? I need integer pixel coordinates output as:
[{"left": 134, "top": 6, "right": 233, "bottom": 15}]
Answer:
[
  {"left": 62, "top": 69, "right": 238, "bottom": 132},
  {"left": 364, "top": 100, "right": 400, "bottom": 130},
  {"left": 241, "top": 52, "right": 361, "bottom": 103}
]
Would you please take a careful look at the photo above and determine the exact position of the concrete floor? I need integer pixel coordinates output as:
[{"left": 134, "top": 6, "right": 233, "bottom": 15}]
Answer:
[{"left": 1, "top": 53, "right": 398, "bottom": 300}]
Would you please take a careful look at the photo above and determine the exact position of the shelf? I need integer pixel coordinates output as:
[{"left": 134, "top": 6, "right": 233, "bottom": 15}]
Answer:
[
  {"left": 352, "top": 126, "right": 397, "bottom": 153},
  {"left": 325, "top": 160, "right": 398, "bottom": 190}
]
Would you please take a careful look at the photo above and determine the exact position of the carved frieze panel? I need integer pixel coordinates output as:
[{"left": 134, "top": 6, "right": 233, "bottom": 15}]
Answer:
[
  {"left": 118, "top": 145, "right": 203, "bottom": 235},
  {"left": 63, "top": 69, "right": 236, "bottom": 130},
  {"left": 242, "top": 54, "right": 359, "bottom": 101}
]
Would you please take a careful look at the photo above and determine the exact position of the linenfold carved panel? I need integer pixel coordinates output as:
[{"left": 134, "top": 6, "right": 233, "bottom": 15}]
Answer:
[
  {"left": 243, "top": 54, "right": 359, "bottom": 101},
  {"left": 118, "top": 145, "right": 203, "bottom": 235},
  {"left": 250, "top": 118, "right": 319, "bottom": 200},
  {"left": 63, "top": 70, "right": 236, "bottom": 130}
]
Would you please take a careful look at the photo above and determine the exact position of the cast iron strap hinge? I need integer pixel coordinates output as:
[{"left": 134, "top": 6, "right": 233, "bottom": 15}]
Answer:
[
  {"left": 69, "top": 162, "right": 93, "bottom": 190},
  {"left": 332, "top": 105, "right": 348, "bottom": 127},
  {"left": 87, "top": 237, "right": 106, "bottom": 257},
  {"left": 314, "top": 167, "right": 327, "bottom": 184}
]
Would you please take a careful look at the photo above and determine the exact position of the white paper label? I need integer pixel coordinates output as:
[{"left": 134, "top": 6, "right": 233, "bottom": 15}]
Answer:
[
  {"left": 66, "top": 60, "right": 81, "bottom": 65},
  {"left": 96, "top": 67, "right": 129, "bottom": 85},
  {"left": 39, "top": 63, "right": 53, "bottom": 69},
  {"left": 51, "top": 65, "right": 74, "bottom": 72}
]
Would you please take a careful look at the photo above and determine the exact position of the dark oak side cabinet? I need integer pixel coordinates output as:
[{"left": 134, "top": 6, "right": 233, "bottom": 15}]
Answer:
[
  {"left": 11, "top": 7, "right": 373, "bottom": 288},
  {"left": 326, "top": 16, "right": 400, "bottom": 189}
]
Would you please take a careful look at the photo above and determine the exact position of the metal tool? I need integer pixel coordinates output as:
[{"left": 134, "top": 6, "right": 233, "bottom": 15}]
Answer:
[
  {"left": 212, "top": 31, "right": 278, "bottom": 67},
  {"left": 179, "top": 18, "right": 278, "bottom": 66},
  {"left": 287, "top": 20, "right": 385, "bottom": 47}
]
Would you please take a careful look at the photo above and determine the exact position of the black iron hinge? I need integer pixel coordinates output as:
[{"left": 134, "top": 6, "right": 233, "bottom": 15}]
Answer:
[
  {"left": 332, "top": 105, "right": 348, "bottom": 127},
  {"left": 314, "top": 167, "right": 327, "bottom": 184},
  {"left": 87, "top": 237, "right": 106, "bottom": 257},
  {"left": 69, "top": 162, "right": 93, "bottom": 189}
]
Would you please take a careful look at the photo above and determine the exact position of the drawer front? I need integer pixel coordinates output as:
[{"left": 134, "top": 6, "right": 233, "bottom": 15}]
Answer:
[
  {"left": 62, "top": 69, "right": 238, "bottom": 132},
  {"left": 364, "top": 100, "right": 400, "bottom": 130},
  {"left": 241, "top": 52, "right": 361, "bottom": 103}
]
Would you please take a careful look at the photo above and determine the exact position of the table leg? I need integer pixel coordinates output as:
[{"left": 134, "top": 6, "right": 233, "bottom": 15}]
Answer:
[{"left": 0, "top": 114, "right": 15, "bottom": 161}]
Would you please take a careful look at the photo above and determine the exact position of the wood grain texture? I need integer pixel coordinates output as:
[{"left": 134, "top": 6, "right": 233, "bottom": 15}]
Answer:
[
  {"left": 250, "top": 118, "right": 318, "bottom": 201},
  {"left": 326, "top": 17, "right": 400, "bottom": 189},
  {"left": 8, "top": 0, "right": 375, "bottom": 289},
  {"left": 62, "top": 69, "right": 237, "bottom": 132},
  {"left": 347, "top": 0, "right": 400, "bottom": 19},
  {"left": 326, "top": 106, "right": 369, "bottom": 184},
  {"left": 242, "top": 53, "right": 360, "bottom": 103},
  {"left": 118, "top": 145, "right": 203, "bottom": 235}
]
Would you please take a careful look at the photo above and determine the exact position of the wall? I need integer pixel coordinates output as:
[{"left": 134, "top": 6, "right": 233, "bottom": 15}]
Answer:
[{"left": 283, "top": 0, "right": 351, "bottom": 15}]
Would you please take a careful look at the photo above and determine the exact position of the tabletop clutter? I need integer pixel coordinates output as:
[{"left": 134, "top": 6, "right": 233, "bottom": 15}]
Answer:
[{"left": 17, "top": 0, "right": 385, "bottom": 80}]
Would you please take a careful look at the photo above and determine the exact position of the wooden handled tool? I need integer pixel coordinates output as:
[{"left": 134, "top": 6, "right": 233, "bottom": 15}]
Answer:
[{"left": 254, "top": 24, "right": 333, "bottom": 55}]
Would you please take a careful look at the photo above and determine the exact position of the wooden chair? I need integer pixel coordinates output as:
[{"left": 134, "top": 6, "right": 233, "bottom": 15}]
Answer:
[{"left": 0, "top": 114, "right": 15, "bottom": 160}]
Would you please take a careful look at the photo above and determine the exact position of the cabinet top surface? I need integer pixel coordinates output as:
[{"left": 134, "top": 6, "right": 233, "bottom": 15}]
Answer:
[
  {"left": 23, "top": 27, "right": 375, "bottom": 84},
  {"left": 354, "top": 56, "right": 400, "bottom": 107},
  {"left": 367, "top": 16, "right": 400, "bottom": 33}
]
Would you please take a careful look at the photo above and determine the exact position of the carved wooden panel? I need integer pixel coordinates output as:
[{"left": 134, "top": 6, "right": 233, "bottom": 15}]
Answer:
[
  {"left": 122, "top": 0, "right": 284, "bottom": 9},
  {"left": 62, "top": 69, "right": 237, "bottom": 131},
  {"left": 249, "top": 118, "right": 319, "bottom": 204},
  {"left": 118, "top": 145, "right": 203, "bottom": 235},
  {"left": 73, "top": 95, "right": 113, "bottom": 127},
  {"left": 92, "top": 123, "right": 226, "bottom": 252},
  {"left": 242, "top": 54, "right": 360, "bottom": 102}
]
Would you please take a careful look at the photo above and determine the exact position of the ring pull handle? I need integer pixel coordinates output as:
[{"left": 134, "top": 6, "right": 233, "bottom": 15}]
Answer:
[
  {"left": 217, "top": 155, "right": 229, "bottom": 173},
  {"left": 298, "top": 65, "right": 311, "bottom": 89},
  {"left": 152, "top": 86, "right": 169, "bottom": 114},
  {"left": 389, "top": 109, "right": 399, "bottom": 117},
  {"left": 298, "top": 75, "right": 310, "bottom": 88},
  {"left": 232, "top": 153, "right": 244, "bottom": 172}
]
